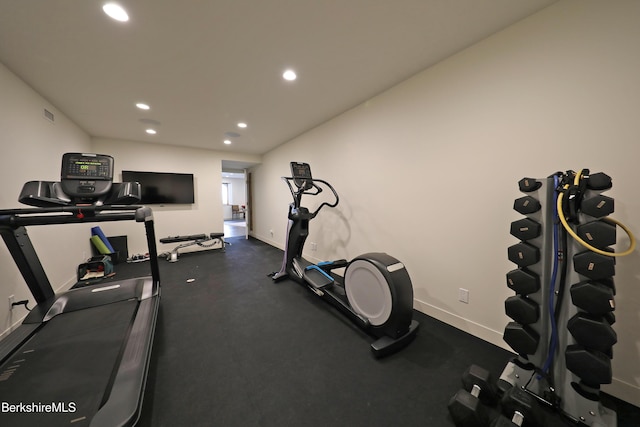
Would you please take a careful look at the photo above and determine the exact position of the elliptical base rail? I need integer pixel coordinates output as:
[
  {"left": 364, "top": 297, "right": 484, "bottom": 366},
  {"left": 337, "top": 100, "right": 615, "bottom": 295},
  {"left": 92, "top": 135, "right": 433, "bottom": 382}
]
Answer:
[{"left": 371, "top": 319, "right": 419, "bottom": 358}]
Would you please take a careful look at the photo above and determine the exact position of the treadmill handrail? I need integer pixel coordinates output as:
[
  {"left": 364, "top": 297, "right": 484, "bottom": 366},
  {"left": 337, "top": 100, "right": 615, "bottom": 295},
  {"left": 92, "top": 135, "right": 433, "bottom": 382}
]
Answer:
[
  {"left": 0, "top": 204, "right": 144, "bottom": 223},
  {"left": 0, "top": 205, "right": 160, "bottom": 304}
]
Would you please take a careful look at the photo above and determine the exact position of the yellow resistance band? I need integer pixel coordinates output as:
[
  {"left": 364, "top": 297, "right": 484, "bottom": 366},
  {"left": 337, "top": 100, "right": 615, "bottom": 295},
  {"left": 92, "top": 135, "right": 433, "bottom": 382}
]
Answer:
[{"left": 557, "top": 170, "right": 636, "bottom": 257}]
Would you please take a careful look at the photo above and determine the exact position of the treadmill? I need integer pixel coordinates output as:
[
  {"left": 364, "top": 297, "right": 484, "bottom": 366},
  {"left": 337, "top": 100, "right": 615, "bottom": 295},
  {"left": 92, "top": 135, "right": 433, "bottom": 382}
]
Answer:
[{"left": 0, "top": 153, "right": 160, "bottom": 427}]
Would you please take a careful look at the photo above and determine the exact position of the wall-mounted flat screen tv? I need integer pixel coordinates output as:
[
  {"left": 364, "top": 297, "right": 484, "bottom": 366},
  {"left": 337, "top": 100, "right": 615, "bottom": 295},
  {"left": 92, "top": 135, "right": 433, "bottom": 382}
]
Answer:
[{"left": 122, "top": 170, "right": 195, "bottom": 204}]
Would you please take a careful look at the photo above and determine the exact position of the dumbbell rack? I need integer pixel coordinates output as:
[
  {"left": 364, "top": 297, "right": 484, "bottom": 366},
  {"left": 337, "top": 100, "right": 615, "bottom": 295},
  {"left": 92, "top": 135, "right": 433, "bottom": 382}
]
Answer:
[{"left": 499, "top": 170, "right": 632, "bottom": 427}]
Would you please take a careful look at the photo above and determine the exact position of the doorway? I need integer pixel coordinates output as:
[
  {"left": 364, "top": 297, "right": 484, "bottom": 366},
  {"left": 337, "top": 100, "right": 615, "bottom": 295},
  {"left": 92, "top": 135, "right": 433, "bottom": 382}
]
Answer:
[
  {"left": 221, "top": 160, "right": 258, "bottom": 239},
  {"left": 222, "top": 171, "right": 246, "bottom": 237}
]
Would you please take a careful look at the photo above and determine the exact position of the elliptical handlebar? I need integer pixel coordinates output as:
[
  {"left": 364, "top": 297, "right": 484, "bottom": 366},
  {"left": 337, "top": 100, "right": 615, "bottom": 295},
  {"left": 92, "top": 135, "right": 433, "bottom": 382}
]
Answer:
[{"left": 282, "top": 176, "right": 339, "bottom": 218}]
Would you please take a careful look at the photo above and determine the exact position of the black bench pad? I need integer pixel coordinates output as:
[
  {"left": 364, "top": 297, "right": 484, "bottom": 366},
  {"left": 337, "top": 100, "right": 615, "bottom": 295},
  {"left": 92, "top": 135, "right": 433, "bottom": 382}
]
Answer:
[{"left": 160, "top": 232, "right": 223, "bottom": 244}]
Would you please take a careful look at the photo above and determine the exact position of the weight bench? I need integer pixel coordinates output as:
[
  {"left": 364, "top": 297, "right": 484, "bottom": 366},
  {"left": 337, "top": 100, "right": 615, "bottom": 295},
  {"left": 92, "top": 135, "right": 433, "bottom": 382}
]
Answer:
[{"left": 160, "top": 232, "right": 225, "bottom": 262}]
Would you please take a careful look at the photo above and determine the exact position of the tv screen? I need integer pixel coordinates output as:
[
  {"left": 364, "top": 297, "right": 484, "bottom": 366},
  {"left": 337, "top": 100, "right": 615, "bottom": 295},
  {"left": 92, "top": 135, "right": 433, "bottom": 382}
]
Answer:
[{"left": 122, "top": 170, "right": 195, "bottom": 204}]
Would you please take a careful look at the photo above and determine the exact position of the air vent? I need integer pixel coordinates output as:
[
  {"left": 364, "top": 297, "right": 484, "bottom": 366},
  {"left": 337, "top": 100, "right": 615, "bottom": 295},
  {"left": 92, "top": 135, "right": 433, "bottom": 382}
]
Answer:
[{"left": 43, "top": 108, "right": 55, "bottom": 122}]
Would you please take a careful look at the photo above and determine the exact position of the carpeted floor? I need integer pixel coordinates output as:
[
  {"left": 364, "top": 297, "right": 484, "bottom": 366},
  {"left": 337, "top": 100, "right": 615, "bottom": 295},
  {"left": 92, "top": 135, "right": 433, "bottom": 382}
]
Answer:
[{"left": 117, "top": 236, "right": 639, "bottom": 427}]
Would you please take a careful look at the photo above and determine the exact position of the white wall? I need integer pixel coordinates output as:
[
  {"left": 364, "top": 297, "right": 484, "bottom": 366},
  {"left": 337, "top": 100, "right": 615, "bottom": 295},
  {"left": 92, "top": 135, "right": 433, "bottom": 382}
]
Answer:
[
  {"left": 0, "top": 62, "right": 92, "bottom": 337},
  {"left": 222, "top": 176, "right": 246, "bottom": 220},
  {"left": 227, "top": 177, "right": 246, "bottom": 206},
  {"left": 250, "top": 0, "right": 640, "bottom": 405},
  {"left": 92, "top": 138, "right": 259, "bottom": 254}
]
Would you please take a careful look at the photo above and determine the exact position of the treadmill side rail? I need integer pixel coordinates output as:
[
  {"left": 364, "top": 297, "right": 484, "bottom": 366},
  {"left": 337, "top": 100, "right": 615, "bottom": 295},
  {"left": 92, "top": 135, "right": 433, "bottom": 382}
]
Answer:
[{"left": 90, "top": 293, "right": 160, "bottom": 427}]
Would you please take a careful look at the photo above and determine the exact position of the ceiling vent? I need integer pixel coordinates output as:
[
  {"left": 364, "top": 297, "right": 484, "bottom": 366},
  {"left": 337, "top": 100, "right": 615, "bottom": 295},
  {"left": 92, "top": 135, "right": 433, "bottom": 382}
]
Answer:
[{"left": 43, "top": 108, "right": 55, "bottom": 123}]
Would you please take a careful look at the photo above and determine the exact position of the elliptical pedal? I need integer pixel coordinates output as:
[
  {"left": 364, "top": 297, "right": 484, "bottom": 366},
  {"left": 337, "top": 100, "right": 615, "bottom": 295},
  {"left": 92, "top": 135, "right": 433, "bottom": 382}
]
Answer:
[{"left": 303, "top": 265, "right": 335, "bottom": 289}]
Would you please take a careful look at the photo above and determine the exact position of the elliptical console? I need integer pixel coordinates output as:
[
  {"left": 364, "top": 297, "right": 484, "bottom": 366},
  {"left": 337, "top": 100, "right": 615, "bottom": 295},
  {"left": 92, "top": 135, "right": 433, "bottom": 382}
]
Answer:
[{"left": 271, "top": 162, "right": 419, "bottom": 357}]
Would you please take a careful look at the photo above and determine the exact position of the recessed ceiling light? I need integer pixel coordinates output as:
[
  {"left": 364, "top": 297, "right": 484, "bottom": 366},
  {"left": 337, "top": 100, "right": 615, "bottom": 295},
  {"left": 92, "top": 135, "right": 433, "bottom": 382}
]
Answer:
[
  {"left": 103, "top": 3, "right": 129, "bottom": 22},
  {"left": 237, "top": 122, "right": 247, "bottom": 128},
  {"left": 146, "top": 129, "right": 157, "bottom": 135},
  {"left": 136, "top": 103, "right": 150, "bottom": 110},
  {"left": 224, "top": 140, "right": 232, "bottom": 145},
  {"left": 283, "top": 69, "right": 297, "bottom": 81}
]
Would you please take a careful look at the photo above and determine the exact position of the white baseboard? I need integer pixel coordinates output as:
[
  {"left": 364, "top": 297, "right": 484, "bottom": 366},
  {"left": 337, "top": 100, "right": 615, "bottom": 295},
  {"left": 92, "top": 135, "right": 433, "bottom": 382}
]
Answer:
[
  {"left": 413, "top": 298, "right": 510, "bottom": 351},
  {"left": 414, "top": 297, "right": 640, "bottom": 408},
  {"left": 603, "top": 378, "right": 640, "bottom": 408},
  {"left": 0, "top": 274, "right": 77, "bottom": 340}
]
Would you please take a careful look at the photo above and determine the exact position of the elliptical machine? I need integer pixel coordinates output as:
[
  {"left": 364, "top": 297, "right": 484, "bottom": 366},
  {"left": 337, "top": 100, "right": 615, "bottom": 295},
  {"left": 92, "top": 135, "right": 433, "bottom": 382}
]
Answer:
[{"left": 270, "top": 162, "right": 419, "bottom": 357}]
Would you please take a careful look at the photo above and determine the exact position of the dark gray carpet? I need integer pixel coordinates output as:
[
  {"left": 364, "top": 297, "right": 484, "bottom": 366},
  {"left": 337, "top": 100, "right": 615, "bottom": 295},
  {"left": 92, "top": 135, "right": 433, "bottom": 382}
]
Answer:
[{"left": 120, "top": 236, "right": 638, "bottom": 427}]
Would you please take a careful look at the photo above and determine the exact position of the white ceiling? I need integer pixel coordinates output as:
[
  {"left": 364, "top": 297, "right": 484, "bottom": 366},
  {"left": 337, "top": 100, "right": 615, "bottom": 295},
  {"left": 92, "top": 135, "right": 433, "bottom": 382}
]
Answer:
[{"left": 0, "top": 0, "right": 557, "bottom": 156}]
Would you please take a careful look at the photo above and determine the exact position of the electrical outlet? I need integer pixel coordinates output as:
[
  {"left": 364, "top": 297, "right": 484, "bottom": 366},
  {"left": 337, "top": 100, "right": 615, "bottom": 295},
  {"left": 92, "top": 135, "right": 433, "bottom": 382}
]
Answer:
[
  {"left": 8, "top": 294, "right": 15, "bottom": 310},
  {"left": 458, "top": 288, "right": 469, "bottom": 304},
  {"left": 310, "top": 242, "right": 317, "bottom": 251}
]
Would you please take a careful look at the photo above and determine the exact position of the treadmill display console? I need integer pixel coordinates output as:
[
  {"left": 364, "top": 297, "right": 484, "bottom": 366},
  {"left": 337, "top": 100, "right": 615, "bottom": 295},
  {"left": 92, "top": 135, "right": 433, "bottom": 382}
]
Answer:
[
  {"left": 63, "top": 153, "right": 113, "bottom": 180},
  {"left": 61, "top": 153, "right": 114, "bottom": 198}
]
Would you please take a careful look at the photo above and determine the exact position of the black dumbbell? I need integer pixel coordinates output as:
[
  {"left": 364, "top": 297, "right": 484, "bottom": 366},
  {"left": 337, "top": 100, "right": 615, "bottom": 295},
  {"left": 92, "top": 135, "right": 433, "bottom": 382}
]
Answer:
[
  {"left": 505, "top": 296, "right": 539, "bottom": 325},
  {"left": 586, "top": 172, "right": 612, "bottom": 191},
  {"left": 570, "top": 281, "right": 615, "bottom": 315},
  {"left": 448, "top": 365, "right": 497, "bottom": 427},
  {"left": 462, "top": 365, "right": 498, "bottom": 405},
  {"left": 510, "top": 218, "right": 541, "bottom": 241},
  {"left": 573, "top": 251, "right": 615, "bottom": 280},
  {"left": 565, "top": 344, "right": 612, "bottom": 385},
  {"left": 513, "top": 196, "right": 541, "bottom": 215},
  {"left": 491, "top": 387, "right": 541, "bottom": 427},
  {"left": 567, "top": 312, "right": 617, "bottom": 352},
  {"left": 576, "top": 220, "right": 616, "bottom": 249},
  {"left": 506, "top": 269, "right": 540, "bottom": 296},
  {"left": 503, "top": 322, "right": 539, "bottom": 356},
  {"left": 518, "top": 178, "right": 542, "bottom": 193},
  {"left": 508, "top": 243, "right": 540, "bottom": 268},
  {"left": 581, "top": 194, "right": 614, "bottom": 218}
]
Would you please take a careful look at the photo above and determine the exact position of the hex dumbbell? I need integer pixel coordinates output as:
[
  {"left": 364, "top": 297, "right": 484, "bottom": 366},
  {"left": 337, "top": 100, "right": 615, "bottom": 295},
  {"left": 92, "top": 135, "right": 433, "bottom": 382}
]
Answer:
[
  {"left": 506, "top": 269, "right": 540, "bottom": 295},
  {"left": 513, "top": 196, "right": 541, "bottom": 215},
  {"left": 503, "top": 322, "right": 539, "bottom": 356},
  {"left": 510, "top": 218, "right": 541, "bottom": 241},
  {"left": 570, "top": 280, "right": 615, "bottom": 314},
  {"left": 573, "top": 251, "right": 615, "bottom": 280},
  {"left": 586, "top": 172, "right": 612, "bottom": 191},
  {"left": 581, "top": 195, "right": 614, "bottom": 218},
  {"left": 565, "top": 344, "right": 612, "bottom": 385},
  {"left": 491, "top": 386, "right": 541, "bottom": 427},
  {"left": 567, "top": 312, "right": 617, "bottom": 353},
  {"left": 508, "top": 243, "right": 539, "bottom": 268},
  {"left": 505, "top": 296, "right": 539, "bottom": 325},
  {"left": 577, "top": 220, "right": 616, "bottom": 249},
  {"left": 448, "top": 365, "right": 497, "bottom": 427},
  {"left": 518, "top": 178, "right": 541, "bottom": 193}
]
